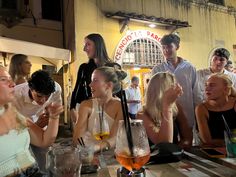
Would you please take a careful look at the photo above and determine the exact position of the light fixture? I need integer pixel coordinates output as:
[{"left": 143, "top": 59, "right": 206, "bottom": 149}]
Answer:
[
  {"left": 119, "top": 18, "right": 129, "bottom": 33},
  {"left": 148, "top": 23, "right": 156, "bottom": 28}
]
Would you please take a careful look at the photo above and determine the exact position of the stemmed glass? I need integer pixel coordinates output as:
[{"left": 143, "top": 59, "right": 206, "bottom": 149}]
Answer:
[
  {"left": 115, "top": 119, "right": 150, "bottom": 175},
  {"left": 92, "top": 104, "right": 110, "bottom": 167}
]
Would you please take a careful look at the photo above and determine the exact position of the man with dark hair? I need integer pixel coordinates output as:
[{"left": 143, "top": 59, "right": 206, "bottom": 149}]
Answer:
[
  {"left": 125, "top": 76, "right": 141, "bottom": 119},
  {"left": 12, "top": 70, "right": 62, "bottom": 173},
  {"left": 195, "top": 48, "right": 236, "bottom": 105},
  {"left": 152, "top": 33, "right": 197, "bottom": 130}
]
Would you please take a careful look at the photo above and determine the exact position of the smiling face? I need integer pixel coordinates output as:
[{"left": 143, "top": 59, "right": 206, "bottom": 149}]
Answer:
[
  {"left": 89, "top": 70, "right": 111, "bottom": 98},
  {"left": 210, "top": 55, "right": 228, "bottom": 73},
  {"left": 0, "top": 67, "right": 15, "bottom": 105},
  {"left": 83, "top": 38, "right": 96, "bottom": 59},
  {"left": 161, "top": 42, "right": 178, "bottom": 60},
  {"left": 205, "top": 76, "right": 229, "bottom": 100}
]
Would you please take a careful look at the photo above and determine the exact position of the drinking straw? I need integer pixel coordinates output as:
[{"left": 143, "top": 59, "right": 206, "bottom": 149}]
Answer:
[
  {"left": 222, "top": 115, "right": 232, "bottom": 141},
  {"left": 77, "top": 137, "right": 85, "bottom": 147},
  {"left": 119, "top": 88, "right": 134, "bottom": 156},
  {"left": 80, "top": 137, "right": 85, "bottom": 147}
]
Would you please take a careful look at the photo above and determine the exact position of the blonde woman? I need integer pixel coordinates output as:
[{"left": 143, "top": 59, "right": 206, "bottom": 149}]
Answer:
[
  {"left": 9, "top": 54, "right": 32, "bottom": 85},
  {"left": 73, "top": 66, "right": 127, "bottom": 152},
  {"left": 0, "top": 66, "right": 63, "bottom": 176},
  {"left": 196, "top": 73, "right": 236, "bottom": 147},
  {"left": 137, "top": 72, "right": 192, "bottom": 148}
]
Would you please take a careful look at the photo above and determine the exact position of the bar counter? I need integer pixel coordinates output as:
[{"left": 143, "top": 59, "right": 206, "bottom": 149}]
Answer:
[{"left": 81, "top": 147, "right": 236, "bottom": 177}]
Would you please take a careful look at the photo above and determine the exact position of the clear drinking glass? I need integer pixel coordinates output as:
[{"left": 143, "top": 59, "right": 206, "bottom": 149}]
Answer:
[
  {"left": 115, "top": 120, "right": 150, "bottom": 174},
  {"left": 46, "top": 146, "right": 81, "bottom": 177}
]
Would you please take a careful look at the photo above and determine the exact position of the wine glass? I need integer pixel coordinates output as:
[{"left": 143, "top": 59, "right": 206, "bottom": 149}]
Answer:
[
  {"left": 115, "top": 119, "right": 150, "bottom": 175},
  {"left": 92, "top": 104, "right": 110, "bottom": 152}
]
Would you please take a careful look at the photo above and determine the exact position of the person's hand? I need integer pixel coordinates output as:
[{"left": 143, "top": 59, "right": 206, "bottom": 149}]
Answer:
[
  {"left": 46, "top": 102, "right": 64, "bottom": 119},
  {"left": 162, "top": 83, "right": 183, "bottom": 107},
  {"left": 35, "top": 112, "right": 49, "bottom": 128}
]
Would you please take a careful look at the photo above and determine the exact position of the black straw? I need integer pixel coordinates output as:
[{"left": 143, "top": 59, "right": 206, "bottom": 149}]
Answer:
[
  {"left": 119, "top": 88, "right": 134, "bottom": 156},
  {"left": 222, "top": 115, "right": 232, "bottom": 141},
  {"left": 78, "top": 137, "right": 85, "bottom": 147}
]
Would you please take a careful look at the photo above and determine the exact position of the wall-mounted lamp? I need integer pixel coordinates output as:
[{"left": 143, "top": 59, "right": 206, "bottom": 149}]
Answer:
[{"left": 119, "top": 18, "right": 129, "bottom": 33}]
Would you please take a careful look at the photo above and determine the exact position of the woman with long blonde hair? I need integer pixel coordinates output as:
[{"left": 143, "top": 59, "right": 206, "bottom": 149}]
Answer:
[
  {"left": 196, "top": 73, "right": 236, "bottom": 147},
  {"left": 137, "top": 72, "right": 192, "bottom": 148}
]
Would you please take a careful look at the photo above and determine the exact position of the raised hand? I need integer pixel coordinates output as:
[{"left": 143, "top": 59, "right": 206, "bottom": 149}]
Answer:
[
  {"left": 162, "top": 83, "right": 183, "bottom": 107},
  {"left": 46, "top": 102, "right": 64, "bottom": 119}
]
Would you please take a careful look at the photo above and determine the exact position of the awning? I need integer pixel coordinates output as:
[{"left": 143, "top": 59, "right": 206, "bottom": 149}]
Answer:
[{"left": 0, "top": 36, "right": 71, "bottom": 62}]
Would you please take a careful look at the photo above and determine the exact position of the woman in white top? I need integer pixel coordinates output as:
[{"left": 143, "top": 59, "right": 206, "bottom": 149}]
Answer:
[
  {"left": 0, "top": 65, "right": 63, "bottom": 176},
  {"left": 73, "top": 66, "right": 127, "bottom": 151}
]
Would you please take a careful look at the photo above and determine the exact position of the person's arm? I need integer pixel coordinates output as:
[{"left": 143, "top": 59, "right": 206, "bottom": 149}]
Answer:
[
  {"left": 195, "top": 104, "right": 224, "bottom": 147},
  {"left": 72, "top": 100, "right": 91, "bottom": 145},
  {"left": 176, "top": 103, "right": 193, "bottom": 148},
  {"left": 28, "top": 103, "right": 63, "bottom": 147},
  {"left": 70, "top": 64, "right": 86, "bottom": 109}
]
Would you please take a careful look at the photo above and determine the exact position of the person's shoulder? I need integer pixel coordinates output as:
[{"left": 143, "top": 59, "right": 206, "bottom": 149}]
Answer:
[
  {"left": 196, "top": 102, "right": 208, "bottom": 113},
  {"left": 80, "top": 98, "right": 93, "bottom": 108},
  {"left": 180, "top": 58, "right": 195, "bottom": 68},
  {"left": 197, "top": 68, "right": 210, "bottom": 76},
  {"left": 14, "top": 82, "right": 28, "bottom": 91}
]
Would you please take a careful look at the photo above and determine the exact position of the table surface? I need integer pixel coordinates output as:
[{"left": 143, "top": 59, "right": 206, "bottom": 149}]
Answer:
[{"left": 81, "top": 147, "right": 236, "bottom": 177}]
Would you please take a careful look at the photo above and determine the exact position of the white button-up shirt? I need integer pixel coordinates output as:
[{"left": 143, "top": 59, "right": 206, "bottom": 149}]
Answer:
[
  {"left": 152, "top": 58, "right": 197, "bottom": 127},
  {"left": 12, "top": 82, "right": 62, "bottom": 122},
  {"left": 125, "top": 86, "right": 142, "bottom": 114}
]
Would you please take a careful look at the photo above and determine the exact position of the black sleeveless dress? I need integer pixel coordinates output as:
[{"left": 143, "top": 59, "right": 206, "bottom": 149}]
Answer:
[{"left": 207, "top": 104, "right": 236, "bottom": 139}]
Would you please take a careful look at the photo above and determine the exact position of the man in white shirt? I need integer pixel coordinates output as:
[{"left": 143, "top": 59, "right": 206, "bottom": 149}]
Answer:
[
  {"left": 13, "top": 70, "right": 62, "bottom": 173},
  {"left": 195, "top": 48, "right": 236, "bottom": 105},
  {"left": 125, "top": 76, "right": 141, "bottom": 119}
]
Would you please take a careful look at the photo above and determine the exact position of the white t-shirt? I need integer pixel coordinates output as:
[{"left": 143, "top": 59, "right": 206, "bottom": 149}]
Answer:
[{"left": 12, "top": 82, "right": 62, "bottom": 122}]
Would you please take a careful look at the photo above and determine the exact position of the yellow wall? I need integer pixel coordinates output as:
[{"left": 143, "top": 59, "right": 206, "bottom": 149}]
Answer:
[{"left": 72, "top": 0, "right": 236, "bottom": 84}]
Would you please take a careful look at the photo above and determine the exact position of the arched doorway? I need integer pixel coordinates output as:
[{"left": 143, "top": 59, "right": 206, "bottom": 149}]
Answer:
[{"left": 114, "top": 30, "right": 164, "bottom": 100}]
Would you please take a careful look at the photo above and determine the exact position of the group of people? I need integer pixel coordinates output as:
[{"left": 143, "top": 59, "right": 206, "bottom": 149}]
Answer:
[
  {"left": 71, "top": 33, "right": 236, "bottom": 151},
  {"left": 1, "top": 32, "right": 236, "bottom": 176}
]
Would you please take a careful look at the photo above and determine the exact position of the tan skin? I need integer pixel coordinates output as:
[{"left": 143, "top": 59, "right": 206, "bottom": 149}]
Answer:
[
  {"left": 73, "top": 70, "right": 123, "bottom": 151},
  {"left": 0, "top": 67, "right": 64, "bottom": 148},
  {"left": 196, "top": 76, "right": 236, "bottom": 147},
  {"left": 137, "top": 84, "right": 192, "bottom": 149}
]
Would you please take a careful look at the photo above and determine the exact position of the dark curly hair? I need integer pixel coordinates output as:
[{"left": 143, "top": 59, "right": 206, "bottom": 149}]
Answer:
[
  {"left": 160, "top": 33, "right": 180, "bottom": 47},
  {"left": 28, "top": 70, "right": 55, "bottom": 95}
]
